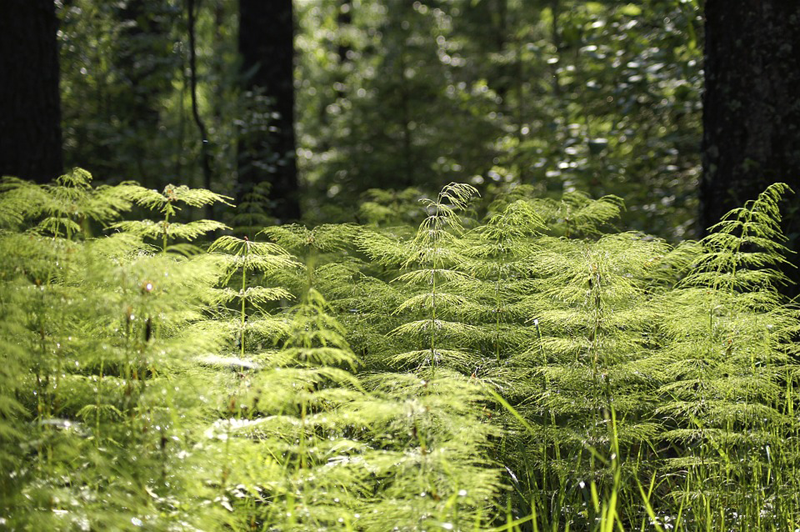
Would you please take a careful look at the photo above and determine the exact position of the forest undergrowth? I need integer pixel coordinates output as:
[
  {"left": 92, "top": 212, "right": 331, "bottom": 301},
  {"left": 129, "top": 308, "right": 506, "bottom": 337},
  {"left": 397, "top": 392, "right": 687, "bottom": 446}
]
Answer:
[{"left": 1, "top": 170, "right": 799, "bottom": 531}]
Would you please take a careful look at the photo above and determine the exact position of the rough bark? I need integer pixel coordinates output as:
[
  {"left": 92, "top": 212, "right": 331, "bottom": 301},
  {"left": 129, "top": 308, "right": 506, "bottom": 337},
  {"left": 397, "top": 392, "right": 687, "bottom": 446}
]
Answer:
[
  {"left": 0, "top": 0, "right": 63, "bottom": 184},
  {"left": 700, "top": 1, "right": 800, "bottom": 232},
  {"left": 237, "top": 0, "right": 300, "bottom": 223}
]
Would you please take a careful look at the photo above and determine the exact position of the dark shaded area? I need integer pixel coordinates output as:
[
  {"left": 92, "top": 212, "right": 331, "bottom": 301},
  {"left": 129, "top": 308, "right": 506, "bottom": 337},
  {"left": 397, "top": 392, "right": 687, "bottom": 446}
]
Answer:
[
  {"left": 237, "top": 0, "right": 300, "bottom": 223},
  {"left": 0, "top": 0, "right": 63, "bottom": 183},
  {"left": 51, "top": 0, "right": 706, "bottom": 235},
  {"left": 701, "top": 0, "right": 800, "bottom": 295},
  {"left": 113, "top": 0, "right": 170, "bottom": 184}
]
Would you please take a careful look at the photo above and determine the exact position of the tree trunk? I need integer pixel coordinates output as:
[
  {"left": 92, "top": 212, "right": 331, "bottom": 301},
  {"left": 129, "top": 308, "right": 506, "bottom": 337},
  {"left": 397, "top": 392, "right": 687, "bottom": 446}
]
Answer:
[
  {"left": 337, "top": 0, "right": 352, "bottom": 66},
  {"left": 701, "top": 0, "right": 800, "bottom": 296},
  {"left": 0, "top": 0, "right": 63, "bottom": 184},
  {"left": 237, "top": 0, "right": 300, "bottom": 223},
  {"left": 700, "top": 1, "right": 800, "bottom": 231}
]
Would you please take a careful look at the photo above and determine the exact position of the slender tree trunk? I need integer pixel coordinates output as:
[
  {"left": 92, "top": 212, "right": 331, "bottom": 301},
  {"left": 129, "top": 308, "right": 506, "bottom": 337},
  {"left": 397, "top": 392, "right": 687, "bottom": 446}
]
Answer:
[
  {"left": 700, "top": 0, "right": 800, "bottom": 295},
  {"left": 237, "top": 0, "right": 300, "bottom": 223},
  {"left": 187, "top": 0, "right": 213, "bottom": 217},
  {"left": 0, "top": 0, "right": 63, "bottom": 184},
  {"left": 700, "top": 1, "right": 800, "bottom": 231},
  {"left": 337, "top": 0, "right": 352, "bottom": 66}
]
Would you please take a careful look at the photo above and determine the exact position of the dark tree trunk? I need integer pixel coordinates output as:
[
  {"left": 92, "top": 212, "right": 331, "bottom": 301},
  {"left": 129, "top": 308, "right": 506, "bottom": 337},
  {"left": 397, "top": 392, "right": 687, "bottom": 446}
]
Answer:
[
  {"left": 700, "top": 1, "right": 800, "bottom": 231},
  {"left": 0, "top": 0, "right": 63, "bottom": 184},
  {"left": 700, "top": 0, "right": 800, "bottom": 296},
  {"left": 337, "top": 0, "right": 352, "bottom": 66},
  {"left": 237, "top": 0, "right": 300, "bottom": 223}
]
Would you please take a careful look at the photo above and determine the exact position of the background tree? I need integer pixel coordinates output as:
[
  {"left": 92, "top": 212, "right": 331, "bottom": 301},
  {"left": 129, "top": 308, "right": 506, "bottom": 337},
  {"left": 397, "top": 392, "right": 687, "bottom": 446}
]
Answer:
[
  {"left": 59, "top": 0, "right": 242, "bottom": 204},
  {"left": 700, "top": 0, "right": 800, "bottom": 290},
  {"left": 237, "top": 0, "right": 300, "bottom": 223},
  {"left": 0, "top": 0, "right": 63, "bottom": 183}
]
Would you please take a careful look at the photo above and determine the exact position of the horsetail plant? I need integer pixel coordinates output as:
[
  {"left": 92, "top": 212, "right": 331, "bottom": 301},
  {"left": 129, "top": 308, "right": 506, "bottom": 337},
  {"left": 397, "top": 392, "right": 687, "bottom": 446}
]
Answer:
[
  {"left": 208, "top": 287, "right": 370, "bottom": 530},
  {"left": 207, "top": 235, "right": 299, "bottom": 359},
  {"left": 464, "top": 198, "right": 546, "bottom": 363},
  {"left": 4, "top": 171, "right": 800, "bottom": 531},
  {"left": 0, "top": 174, "right": 232, "bottom": 529},
  {"left": 357, "top": 183, "right": 504, "bottom": 529},
  {"left": 111, "top": 183, "right": 232, "bottom": 253},
  {"left": 361, "top": 182, "right": 484, "bottom": 374},
  {"left": 655, "top": 182, "right": 800, "bottom": 529}
]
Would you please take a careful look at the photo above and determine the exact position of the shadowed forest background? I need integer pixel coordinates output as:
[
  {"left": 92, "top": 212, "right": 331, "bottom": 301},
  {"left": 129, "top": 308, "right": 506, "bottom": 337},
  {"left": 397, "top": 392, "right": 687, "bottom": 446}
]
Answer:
[
  {"left": 2, "top": 0, "right": 799, "bottom": 243},
  {"left": 3, "top": 0, "right": 800, "bottom": 530},
  {"left": 0, "top": 0, "right": 784, "bottom": 236}
]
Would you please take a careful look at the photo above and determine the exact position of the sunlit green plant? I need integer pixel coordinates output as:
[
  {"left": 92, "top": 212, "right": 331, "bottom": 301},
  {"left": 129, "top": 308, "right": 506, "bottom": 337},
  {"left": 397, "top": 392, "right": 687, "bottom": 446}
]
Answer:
[
  {"left": 111, "top": 183, "right": 232, "bottom": 252},
  {"left": 211, "top": 287, "right": 369, "bottom": 530},
  {"left": 357, "top": 183, "right": 504, "bottom": 529},
  {"left": 3, "top": 174, "right": 800, "bottom": 532},
  {"left": 207, "top": 235, "right": 298, "bottom": 358},
  {"left": 361, "top": 182, "right": 484, "bottom": 373},
  {"left": 654, "top": 183, "right": 800, "bottom": 529}
]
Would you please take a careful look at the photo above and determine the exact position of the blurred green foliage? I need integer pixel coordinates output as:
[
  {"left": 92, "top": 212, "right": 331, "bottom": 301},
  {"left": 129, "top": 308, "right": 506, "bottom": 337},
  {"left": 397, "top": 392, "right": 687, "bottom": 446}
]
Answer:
[
  {"left": 58, "top": 0, "right": 239, "bottom": 194},
  {"left": 57, "top": 0, "right": 702, "bottom": 237},
  {"left": 295, "top": 0, "right": 702, "bottom": 236}
]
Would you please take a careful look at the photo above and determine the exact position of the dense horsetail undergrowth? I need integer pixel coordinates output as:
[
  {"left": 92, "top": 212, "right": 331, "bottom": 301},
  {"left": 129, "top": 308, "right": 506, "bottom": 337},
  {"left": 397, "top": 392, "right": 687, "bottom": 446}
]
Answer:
[{"left": 1, "top": 170, "right": 799, "bottom": 531}]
